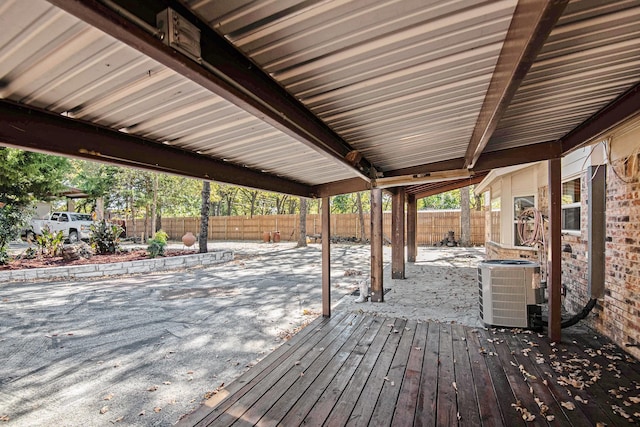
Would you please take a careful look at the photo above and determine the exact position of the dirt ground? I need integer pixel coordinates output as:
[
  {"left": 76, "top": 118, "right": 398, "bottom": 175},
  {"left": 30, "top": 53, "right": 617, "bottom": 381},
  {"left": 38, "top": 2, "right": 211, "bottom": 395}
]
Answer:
[
  {"left": 1, "top": 245, "right": 196, "bottom": 270},
  {"left": 0, "top": 241, "right": 484, "bottom": 426}
]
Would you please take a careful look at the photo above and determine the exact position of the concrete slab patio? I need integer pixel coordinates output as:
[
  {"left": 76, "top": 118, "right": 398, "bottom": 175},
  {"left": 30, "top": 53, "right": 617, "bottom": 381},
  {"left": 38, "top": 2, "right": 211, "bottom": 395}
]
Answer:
[{"left": 0, "top": 242, "right": 484, "bottom": 426}]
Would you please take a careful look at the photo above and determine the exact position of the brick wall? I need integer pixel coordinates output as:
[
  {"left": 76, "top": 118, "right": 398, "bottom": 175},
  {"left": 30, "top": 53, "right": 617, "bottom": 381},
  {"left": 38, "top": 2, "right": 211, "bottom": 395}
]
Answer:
[
  {"left": 601, "top": 155, "right": 640, "bottom": 354},
  {"left": 485, "top": 241, "right": 538, "bottom": 261},
  {"left": 538, "top": 156, "right": 640, "bottom": 357}
]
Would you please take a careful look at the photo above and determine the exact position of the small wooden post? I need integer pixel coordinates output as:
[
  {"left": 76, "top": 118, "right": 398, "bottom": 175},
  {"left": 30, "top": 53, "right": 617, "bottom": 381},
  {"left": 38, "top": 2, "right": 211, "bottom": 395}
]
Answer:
[
  {"left": 371, "top": 188, "right": 384, "bottom": 302},
  {"left": 392, "top": 188, "right": 406, "bottom": 279},
  {"left": 407, "top": 194, "right": 417, "bottom": 263},
  {"left": 548, "top": 158, "right": 562, "bottom": 342},
  {"left": 322, "top": 196, "right": 331, "bottom": 317}
]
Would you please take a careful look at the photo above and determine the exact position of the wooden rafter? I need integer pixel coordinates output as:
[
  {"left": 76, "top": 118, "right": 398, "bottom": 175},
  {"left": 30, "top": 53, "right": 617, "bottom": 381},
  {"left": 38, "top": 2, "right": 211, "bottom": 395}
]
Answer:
[
  {"left": 0, "top": 100, "right": 312, "bottom": 196},
  {"left": 561, "top": 82, "right": 640, "bottom": 154},
  {"left": 463, "top": 0, "right": 569, "bottom": 169}
]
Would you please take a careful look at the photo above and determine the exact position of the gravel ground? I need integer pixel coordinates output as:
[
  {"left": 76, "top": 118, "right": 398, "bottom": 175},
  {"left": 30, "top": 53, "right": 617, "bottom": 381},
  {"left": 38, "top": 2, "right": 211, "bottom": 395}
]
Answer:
[{"left": 0, "top": 242, "right": 483, "bottom": 426}]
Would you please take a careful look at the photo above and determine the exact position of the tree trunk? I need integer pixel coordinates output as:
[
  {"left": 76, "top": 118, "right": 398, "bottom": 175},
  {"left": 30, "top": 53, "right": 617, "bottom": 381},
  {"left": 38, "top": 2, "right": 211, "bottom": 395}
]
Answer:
[
  {"left": 151, "top": 174, "right": 158, "bottom": 237},
  {"left": 199, "top": 181, "right": 210, "bottom": 253},
  {"left": 129, "top": 195, "right": 137, "bottom": 240},
  {"left": 460, "top": 185, "right": 471, "bottom": 246},
  {"left": 356, "top": 192, "right": 366, "bottom": 242},
  {"left": 297, "top": 197, "right": 307, "bottom": 247}
]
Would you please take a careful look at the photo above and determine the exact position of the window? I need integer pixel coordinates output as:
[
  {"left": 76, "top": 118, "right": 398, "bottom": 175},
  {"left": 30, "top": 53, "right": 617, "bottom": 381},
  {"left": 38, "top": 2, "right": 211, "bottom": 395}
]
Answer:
[
  {"left": 562, "top": 178, "right": 581, "bottom": 231},
  {"left": 513, "top": 195, "right": 535, "bottom": 246}
]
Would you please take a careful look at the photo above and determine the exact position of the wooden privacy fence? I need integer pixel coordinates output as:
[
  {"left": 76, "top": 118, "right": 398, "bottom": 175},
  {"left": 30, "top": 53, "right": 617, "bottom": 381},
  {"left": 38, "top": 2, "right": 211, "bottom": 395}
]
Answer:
[{"left": 128, "top": 210, "right": 485, "bottom": 246}]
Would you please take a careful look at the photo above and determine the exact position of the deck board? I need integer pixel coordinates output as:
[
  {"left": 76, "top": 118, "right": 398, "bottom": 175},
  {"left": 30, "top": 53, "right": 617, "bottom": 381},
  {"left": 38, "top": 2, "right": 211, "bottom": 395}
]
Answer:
[
  {"left": 182, "top": 314, "right": 640, "bottom": 427},
  {"left": 450, "top": 324, "right": 481, "bottom": 427}
]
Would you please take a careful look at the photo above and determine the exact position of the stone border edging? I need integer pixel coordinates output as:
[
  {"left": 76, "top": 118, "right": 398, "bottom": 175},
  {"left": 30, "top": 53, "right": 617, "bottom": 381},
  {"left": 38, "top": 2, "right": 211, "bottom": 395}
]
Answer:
[{"left": 0, "top": 250, "right": 234, "bottom": 283}]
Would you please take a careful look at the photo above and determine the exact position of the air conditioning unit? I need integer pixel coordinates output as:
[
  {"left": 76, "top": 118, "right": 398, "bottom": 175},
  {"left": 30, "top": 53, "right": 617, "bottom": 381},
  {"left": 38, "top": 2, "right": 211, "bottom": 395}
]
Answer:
[{"left": 478, "top": 259, "right": 543, "bottom": 328}]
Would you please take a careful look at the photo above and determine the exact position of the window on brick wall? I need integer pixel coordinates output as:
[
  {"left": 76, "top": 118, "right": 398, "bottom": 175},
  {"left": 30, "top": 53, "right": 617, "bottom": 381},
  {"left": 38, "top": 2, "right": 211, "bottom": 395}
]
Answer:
[
  {"left": 514, "top": 195, "right": 535, "bottom": 246},
  {"left": 562, "top": 178, "right": 581, "bottom": 231}
]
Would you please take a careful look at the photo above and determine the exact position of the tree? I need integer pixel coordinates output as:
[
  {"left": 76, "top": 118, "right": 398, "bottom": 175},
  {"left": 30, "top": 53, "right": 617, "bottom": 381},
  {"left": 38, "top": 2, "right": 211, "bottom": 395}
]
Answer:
[
  {"left": 460, "top": 186, "right": 471, "bottom": 246},
  {"left": 0, "top": 148, "right": 70, "bottom": 207},
  {"left": 297, "top": 197, "right": 307, "bottom": 247},
  {"left": 0, "top": 148, "right": 71, "bottom": 263},
  {"left": 356, "top": 192, "right": 366, "bottom": 242},
  {"left": 199, "top": 181, "right": 210, "bottom": 253},
  {"left": 421, "top": 190, "right": 461, "bottom": 210}
]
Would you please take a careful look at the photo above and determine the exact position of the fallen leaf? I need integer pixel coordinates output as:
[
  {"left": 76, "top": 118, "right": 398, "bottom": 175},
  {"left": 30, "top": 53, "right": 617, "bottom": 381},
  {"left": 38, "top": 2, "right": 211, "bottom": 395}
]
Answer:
[
  {"left": 113, "top": 416, "right": 124, "bottom": 423},
  {"left": 452, "top": 382, "right": 458, "bottom": 392},
  {"left": 139, "top": 410, "right": 145, "bottom": 416},
  {"left": 154, "top": 407, "right": 162, "bottom": 413},
  {"left": 99, "top": 406, "right": 109, "bottom": 414},
  {"left": 546, "top": 415, "right": 555, "bottom": 422},
  {"left": 0, "top": 415, "right": 10, "bottom": 422},
  {"left": 575, "top": 395, "right": 588, "bottom": 404},
  {"left": 561, "top": 401, "right": 576, "bottom": 410},
  {"left": 147, "top": 385, "right": 158, "bottom": 392},
  {"left": 103, "top": 393, "right": 114, "bottom": 401},
  {"left": 630, "top": 396, "right": 640, "bottom": 404}
]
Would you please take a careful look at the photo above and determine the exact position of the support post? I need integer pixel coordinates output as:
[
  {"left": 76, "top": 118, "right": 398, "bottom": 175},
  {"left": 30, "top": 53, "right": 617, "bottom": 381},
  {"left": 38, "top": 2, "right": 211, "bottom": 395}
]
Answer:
[
  {"left": 548, "top": 159, "right": 562, "bottom": 342},
  {"left": 371, "top": 188, "right": 384, "bottom": 302},
  {"left": 392, "top": 188, "right": 406, "bottom": 278},
  {"left": 322, "top": 196, "right": 331, "bottom": 317},
  {"left": 407, "top": 194, "right": 417, "bottom": 263}
]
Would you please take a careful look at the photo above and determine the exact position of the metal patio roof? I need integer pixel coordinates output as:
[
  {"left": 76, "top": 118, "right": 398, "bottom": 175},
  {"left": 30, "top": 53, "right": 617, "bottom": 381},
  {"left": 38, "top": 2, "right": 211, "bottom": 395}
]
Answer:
[{"left": 1, "top": 0, "right": 639, "bottom": 198}]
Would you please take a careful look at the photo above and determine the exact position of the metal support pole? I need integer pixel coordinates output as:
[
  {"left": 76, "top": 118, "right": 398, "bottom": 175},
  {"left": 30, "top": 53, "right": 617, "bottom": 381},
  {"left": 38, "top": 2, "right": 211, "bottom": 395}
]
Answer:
[
  {"left": 392, "top": 188, "right": 406, "bottom": 278},
  {"left": 407, "top": 194, "right": 417, "bottom": 263},
  {"left": 322, "top": 196, "right": 331, "bottom": 317},
  {"left": 371, "top": 188, "right": 384, "bottom": 302},
  {"left": 548, "top": 158, "right": 562, "bottom": 342}
]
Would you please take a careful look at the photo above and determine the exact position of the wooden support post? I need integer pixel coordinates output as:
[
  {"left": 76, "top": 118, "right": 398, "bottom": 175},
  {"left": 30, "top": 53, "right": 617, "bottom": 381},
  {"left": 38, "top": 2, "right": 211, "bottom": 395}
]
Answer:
[
  {"left": 548, "top": 159, "right": 562, "bottom": 342},
  {"left": 322, "top": 196, "right": 331, "bottom": 317},
  {"left": 392, "top": 188, "right": 406, "bottom": 278},
  {"left": 407, "top": 194, "right": 417, "bottom": 263},
  {"left": 371, "top": 188, "right": 384, "bottom": 302}
]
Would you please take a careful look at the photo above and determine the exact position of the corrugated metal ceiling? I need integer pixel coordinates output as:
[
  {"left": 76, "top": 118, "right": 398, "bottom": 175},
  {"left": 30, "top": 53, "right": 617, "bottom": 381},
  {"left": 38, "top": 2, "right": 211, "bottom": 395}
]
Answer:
[
  {"left": 0, "top": 0, "right": 358, "bottom": 187},
  {"left": 487, "top": 0, "right": 640, "bottom": 152},
  {"left": 192, "top": 0, "right": 519, "bottom": 171},
  {"left": 0, "top": 0, "right": 639, "bottom": 196}
]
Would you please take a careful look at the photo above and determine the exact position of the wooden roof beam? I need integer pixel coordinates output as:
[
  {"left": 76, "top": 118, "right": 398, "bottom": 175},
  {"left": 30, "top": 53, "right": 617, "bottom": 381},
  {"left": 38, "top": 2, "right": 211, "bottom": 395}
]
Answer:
[
  {"left": 463, "top": 0, "right": 568, "bottom": 169},
  {"left": 410, "top": 175, "right": 487, "bottom": 200},
  {"left": 48, "top": 0, "right": 374, "bottom": 180},
  {"left": 0, "top": 100, "right": 312, "bottom": 197},
  {"left": 561, "top": 82, "right": 640, "bottom": 154}
]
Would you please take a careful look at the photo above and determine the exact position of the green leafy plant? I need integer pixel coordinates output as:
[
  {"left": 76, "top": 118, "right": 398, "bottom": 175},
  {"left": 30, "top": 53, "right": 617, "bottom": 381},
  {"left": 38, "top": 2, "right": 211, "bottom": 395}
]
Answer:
[
  {"left": 90, "top": 220, "right": 123, "bottom": 255},
  {"left": 147, "top": 230, "right": 169, "bottom": 258},
  {"left": 36, "top": 227, "right": 65, "bottom": 257},
  {"left": 21, "top": 247, "right": 38, "bottom": 259}
]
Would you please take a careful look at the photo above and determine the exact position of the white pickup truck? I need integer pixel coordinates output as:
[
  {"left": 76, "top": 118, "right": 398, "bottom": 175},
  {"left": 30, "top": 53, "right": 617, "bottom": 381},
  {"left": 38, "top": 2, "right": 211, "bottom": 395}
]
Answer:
[{"left": 22, "top": 212, "right": 94, "bottom": 243}]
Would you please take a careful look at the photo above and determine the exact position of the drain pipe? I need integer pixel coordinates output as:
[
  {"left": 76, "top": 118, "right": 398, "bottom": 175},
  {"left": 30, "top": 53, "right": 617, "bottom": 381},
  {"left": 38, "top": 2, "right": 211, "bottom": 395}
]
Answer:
[{"left": 538, "top": 298, "right": 597, "bottom": 329}]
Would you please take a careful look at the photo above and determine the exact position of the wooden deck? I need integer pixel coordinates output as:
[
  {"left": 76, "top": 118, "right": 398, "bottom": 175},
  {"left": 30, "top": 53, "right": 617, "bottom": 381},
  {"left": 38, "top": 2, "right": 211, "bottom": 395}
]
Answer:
[{"left": 181, "top": 312, "right": 640, "bottom": 426}]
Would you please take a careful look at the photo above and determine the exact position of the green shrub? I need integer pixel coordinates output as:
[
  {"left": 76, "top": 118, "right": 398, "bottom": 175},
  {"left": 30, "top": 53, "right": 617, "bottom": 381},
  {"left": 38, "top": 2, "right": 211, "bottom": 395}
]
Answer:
[
  {"left": 21, "top": 247, "right": 37, "bottom": 259},
  {"left": 90, "top": 220, "right": 123, "bottom": 254},
  {"left": 147, "top": 230, "right": 169, "bottom": 258},
  {"left": 36, "top": 227, "right": 65, "bottom": 257},
  {"left": 0, "top": 204, "right": 25, "bottom": 265}
]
